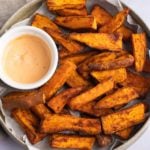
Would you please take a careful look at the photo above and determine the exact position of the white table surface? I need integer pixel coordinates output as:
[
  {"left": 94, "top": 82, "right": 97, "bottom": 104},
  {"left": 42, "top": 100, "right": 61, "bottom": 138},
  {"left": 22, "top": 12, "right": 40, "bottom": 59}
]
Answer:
[{"left": 0, "top": 0, "right": 150, "bottom": 150}]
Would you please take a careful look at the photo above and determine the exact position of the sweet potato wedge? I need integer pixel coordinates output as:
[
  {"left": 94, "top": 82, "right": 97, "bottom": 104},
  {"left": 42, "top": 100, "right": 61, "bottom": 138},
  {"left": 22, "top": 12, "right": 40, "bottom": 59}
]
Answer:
[
  {"left": 55, "top": 7, "right": 87, "bottom": 16},
  {"left": 99, "top": 8, "right": 129, "bottom": 33},
  {"left": 31, "top": 104, "right": 51, "bottom": 119},
  {"left": 31, "top": 13, "right": 61, "bottom": 33},
  {"left": 59, "top": 47, "right": 71, "bottom": 58},
  {"left": 95, "top": 87, "right": 139, "bottom": 109},
  {"left": 47, "top": 0, "right": 86, "bottom": 11},
  {"left": 116, "top": 26, "right": 133, "bottom": 40},
  {"left": 2, "top": 91, "right": 45, "bottom": 111},
  {"left": 101, "top": 103, "right": 146, "bottom": 134},
  {"left": 89, "top": 54, "right": 134, "bottom": 71},
  {"left": 91, "top": 5, "right": 133, "bottom": 40},
  {"left": 78, "top": 52, "right": 116, "bottom": 79},
  {"left": 12, "top": 108, "right": 46, "bottom": 144},
  {"left": 40, "top": 114, "right": 101, "bottom": 134},
  {"left": 54, "top": 15, "right": 97, "bottom": 30},
  {"left": 45, "top": 28, "right": 84, "bottom": 54},
  {"left": 69, "top": 78, "right": 114, "bottom": 110},
  {"left": 96, "top": 134, "right": 112, "bottom": 147},
  {"left": 60, "top": 51, "right": 98, "bottom": 65},
  {"left": 91, "top": 68, "right": 127, "bottom": 83},
  {"left": 51, "top": 134, "right": 95, "bottom": 149},
  {"left": 132, "top": 33, "right": 147, "bottom": 72},
  {"left": 74, "top": 101, "right": 113, "bottom": 117},
  {"left": 91, "top": 5, "right": 112, "bottom": 26},
  {"left": 66, "top": 69, "right": 91, "bottom": 88},
  {"left": 39, "top": 61, "right": 76, "bottom": 101},
  {"left": 47, "top": 86, "right": 86, "bottom": 113},
  {"left": 69, "top": 33, "right": 123, "bottom": 51},
  {"left": 115, "top": 127, "right": 133, "bottom": 140},
  {"left": 120, "top": 71, "right": 150, "bottom": 88}
]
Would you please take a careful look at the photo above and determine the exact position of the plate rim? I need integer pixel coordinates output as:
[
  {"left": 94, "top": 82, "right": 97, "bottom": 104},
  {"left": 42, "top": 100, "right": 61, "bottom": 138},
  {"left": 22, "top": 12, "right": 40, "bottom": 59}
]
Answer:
[{"left": 0, "top": 0, "right": 150, "bottom": 150}]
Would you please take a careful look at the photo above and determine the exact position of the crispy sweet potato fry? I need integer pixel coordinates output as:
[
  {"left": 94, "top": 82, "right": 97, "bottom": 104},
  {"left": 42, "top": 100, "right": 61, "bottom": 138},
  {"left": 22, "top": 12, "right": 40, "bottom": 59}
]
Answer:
[
  {"left": 47, "top": 0, "right": 86, "bottom": 11},
  {"left": 95, "top": 87, "right": 139, "bottom": 109},
  {"left": 69, "top": 78, "right": 114, "bottom": 110},
  {"left": 39, "top": 61, "right": 76, "bottom": 101},
  {"left": 91, "top": 5, "right": 112, "bottom": 26},
  {"left": 116, "top": 26, "right": 133, "bottom": 40},
  {"left": 91, "top": 5, "right": 133, "bottom": 40},
  {"left": 12, "top": 108, "right": 46, "bottom": 144},
  {"left": 40, "top": 114, "right": 101, "bottom": 134},
  {"left": 101, "top": 103, "right": 146, "bottom": 134},
  {"left": 55, "top": 7, "right": 87, "bottom": 16},
  {"left": 120, "top": 71, "right": 150, "bottom": 88},
  {"left": 60, "top": 51, "right": 98, "bottom": 65},
  {"left": 2, "top": 91, "right": 45, "bottom": 111},
  {"left": 99, "top": 8, "right": 129, "bottom": 33},
  {"left": 45, "top": 28, "right": 84, "bottom": 54},
  {"left": 96, "top": 134, "right": 112, "bottom": 147},
  {"left": 115, "top": 127, "right": 133, "bottom": 140},
  {"left": 47, "top": 86, "right": 86, "bottom": 113},
  {"left": 78, "top": 52, "right": 117, "bottom": 79},
  {"left": 74, "top": 101, "right": 113, "bottom": 117},
  {"left": 51, "top": 134, "right": 95, "bottom": 150},
  {"left": 31, "top": 13, "right": 61, "bottom": 33},
  {"left": 66, "top": 69, "right": 91, "bottom": 87},
  {"left": 132, "top": 33, "right": 147, "bottom": 72},
  {"left": 69, "top": 33, "right": 123, "bottom": 51},
  {"left": 31, "top": 104, "right": 51, "bottom": 119},
  {"left": 89, "top": 54, "right": 134, "bottom": 71},
  {"left": 91, "top": 68, "right": 127, "bottom": 83},
  {"left": 55, "top": 15, "right": 97, "bottom": 30}
]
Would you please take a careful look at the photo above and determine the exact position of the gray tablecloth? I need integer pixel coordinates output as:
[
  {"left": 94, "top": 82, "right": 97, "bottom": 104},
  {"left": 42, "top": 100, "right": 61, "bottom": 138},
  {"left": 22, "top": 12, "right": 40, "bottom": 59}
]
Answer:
[{"left": 0, "top": 0, "right": 30, "bottom": 28}]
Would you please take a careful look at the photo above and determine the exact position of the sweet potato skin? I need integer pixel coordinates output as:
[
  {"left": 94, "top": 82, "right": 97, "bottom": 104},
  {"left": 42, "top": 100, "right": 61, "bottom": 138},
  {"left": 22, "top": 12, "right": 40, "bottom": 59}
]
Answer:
[
  {"left": 45, "top": 28, "right": 84, "bottom": 54},
  {"left": 2, "top": 91, "right": 45, "bottom": 111},
  {"left": 51, "top": 134, "right": 95, "bottom": 149},
  {"left": 47, "top": 0, "right": 86, "bottom": 10},
  {"left": 143, "top": 59, "right": 150, "bottom": 73},
  {"left": 40, "top": 114, "right": 101, "bottom": 135},
  {"left": 99, "top": 8, "right": 129, "bottom": 33},
  {"left": 89, "top": 54, "right": 134, "bottom": 71},
  {"left": 31, "top": 104, "right": 51, "bottom": 119},
  {"left": 12, "top": 108, "right": 46, "bottom": 144},
  {"left": 95, "top": 87, "right": 139, "bottom": 109},
  {"left": 101, "top": 103, "right": 146, "bottom": 134},
  {"left": 31, "top": 13, "right": 61, "bottom": 33},
  {"left": 74, "top": 101, "right": 113, "bottom": 117},
  {"left": 69, "top": 78, "right": 114, "bottom": 110},
  {"left": 55, "top": 15, "right": 97, "bottom": 30},
  {"left": 132, "top": 33, "right": 147, "bottom": 72},
  {"left": 47, "top": 86, "right": 86, "bottom": 113},
  {"left": 39, "top": 61, "right": 76, "bottom": 101},
  {"left": 55, "top": 7, "right": 87, "bottom": 16},
  {"left": 91, "top": 68, "right": 127, "bottom": 83},
  {"left": 69, "top": 33, "right": 123, "bottom": 51},
  {"left": 78, "top": 52, "right": 116, "bottom": 79}
]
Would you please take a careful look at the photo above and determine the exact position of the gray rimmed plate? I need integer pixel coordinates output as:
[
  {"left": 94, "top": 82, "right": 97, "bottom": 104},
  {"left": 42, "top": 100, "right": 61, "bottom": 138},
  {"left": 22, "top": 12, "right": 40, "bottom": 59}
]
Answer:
[{"left": 0, "top": 0, "right": 150, "bottom": 150}]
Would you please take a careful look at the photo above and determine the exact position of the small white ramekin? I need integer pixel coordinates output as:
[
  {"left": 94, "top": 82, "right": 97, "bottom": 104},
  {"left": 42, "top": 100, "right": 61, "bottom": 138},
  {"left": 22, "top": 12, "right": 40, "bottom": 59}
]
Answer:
[{"left": 0, "top": 26, "right": 58, "bottom": 90}]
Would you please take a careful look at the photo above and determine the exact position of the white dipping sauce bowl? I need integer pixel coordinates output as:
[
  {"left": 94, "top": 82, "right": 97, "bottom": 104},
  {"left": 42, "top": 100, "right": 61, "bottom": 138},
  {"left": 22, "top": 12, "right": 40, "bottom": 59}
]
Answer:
[{"left": 0, "top": 26, "right": 58, "bottom": 90}]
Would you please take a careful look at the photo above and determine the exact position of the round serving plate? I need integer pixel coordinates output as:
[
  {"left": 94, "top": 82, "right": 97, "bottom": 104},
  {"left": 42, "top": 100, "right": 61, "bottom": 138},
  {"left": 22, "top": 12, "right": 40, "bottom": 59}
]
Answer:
[{"left": 0, "top": 0, "right": 150, "bottom": 150}]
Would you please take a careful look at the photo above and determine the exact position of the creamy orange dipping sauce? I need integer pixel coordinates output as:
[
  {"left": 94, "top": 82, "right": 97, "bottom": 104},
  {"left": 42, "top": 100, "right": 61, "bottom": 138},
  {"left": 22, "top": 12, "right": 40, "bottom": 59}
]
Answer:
[{"left": 3, "top": 35, "right": 51, "bottom": 84}]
